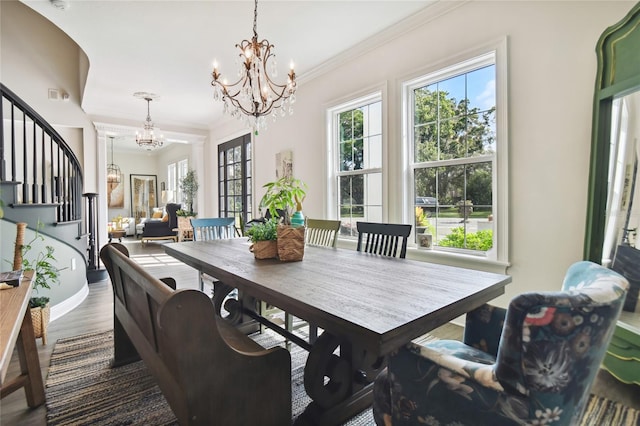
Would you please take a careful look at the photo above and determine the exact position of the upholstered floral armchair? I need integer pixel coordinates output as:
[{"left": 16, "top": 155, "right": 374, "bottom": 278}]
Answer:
[{"left": 373, "top": 261, "right": 628, "bottom": 426}]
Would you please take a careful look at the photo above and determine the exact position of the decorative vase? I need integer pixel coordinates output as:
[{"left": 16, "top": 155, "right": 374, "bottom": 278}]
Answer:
[
  {"left": 290, "top": 211, "right": 305, "bottom": 228},
  {"left": 417, "top": 233, "right": 433, "bottom": 250}
]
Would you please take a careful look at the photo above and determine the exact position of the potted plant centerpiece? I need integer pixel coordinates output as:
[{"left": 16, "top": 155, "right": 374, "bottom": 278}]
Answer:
[
  {"left": 260, "top": 177, "right": 307, "bottom": 261},
  {"left": 245, "top": 218, "right": 279, "bottom": 259},
  {"left": 12, "top": 222, "right": 62, "bottom": 345}
]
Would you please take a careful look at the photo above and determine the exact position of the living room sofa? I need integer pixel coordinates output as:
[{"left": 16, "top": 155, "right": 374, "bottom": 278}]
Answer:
[{"left": 140, "top": 203, "right": 181, "bottom": 243}]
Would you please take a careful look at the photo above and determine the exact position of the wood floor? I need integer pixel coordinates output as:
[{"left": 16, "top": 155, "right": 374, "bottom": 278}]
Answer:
[{"left": 1, "top": 238, "right": 639, "bottom": 425}]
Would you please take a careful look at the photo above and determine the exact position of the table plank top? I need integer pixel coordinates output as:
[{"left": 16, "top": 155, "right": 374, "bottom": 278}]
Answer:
[
  {"left": 165, "top": 239, "right": 511, "bottom": 354},
  {"left": 0, "top": 270, "right": 34, "bottom": 384}
]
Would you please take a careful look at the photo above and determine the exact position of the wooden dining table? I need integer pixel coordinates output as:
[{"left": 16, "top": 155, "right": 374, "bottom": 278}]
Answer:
[{"left": 165, "top": 239, "right": 511, "bottom": 425}]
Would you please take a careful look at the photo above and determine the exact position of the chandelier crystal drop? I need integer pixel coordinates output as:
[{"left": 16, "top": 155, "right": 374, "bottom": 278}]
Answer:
[
  {"left": 106, "top": 136, "right": 121, "bottom": 184},
  {"left": 210, "top": 0, "right": 297, "bottom": 134},
  {"left": 134, "top": 93, "right": 165, "bottom": 150}
]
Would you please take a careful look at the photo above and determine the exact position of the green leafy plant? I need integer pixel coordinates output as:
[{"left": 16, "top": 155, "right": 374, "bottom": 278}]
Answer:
[
  {"left": 13, "top": 222, "right": 63, "bottom": 308},
  {"left": 176, "top": 209, "right": 197, "bottom": 217},
  {"left": 245, "top": 218, "right": 278, "bottom": 242},
  {"left": 439, "top": 227, "right": 493, "bottom": 251},
  {"left": 260, "top": 177, "right": 307, "bottom": 225},
  {"left": 179, "top": 168, "right": 199, "bottom": 215},
  {"left": 415, "top": 207, "right": 435, "bottom": 235}
]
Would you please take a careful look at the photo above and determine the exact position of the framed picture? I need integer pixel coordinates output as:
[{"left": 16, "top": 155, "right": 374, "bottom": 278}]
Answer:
[
  {"left": 107, "top": 173, "right": 125, "bottom": 208},
  {"left": 276, "top": 150, "right": 293, "bottom": 179},
  {"left": 130, "top": 174, "right": 158, "bottom": 222}
]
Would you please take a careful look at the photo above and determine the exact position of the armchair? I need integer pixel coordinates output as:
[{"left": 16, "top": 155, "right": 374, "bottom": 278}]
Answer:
[
  {"left": 140, "top": 203, "right": 181, "bottom": 243},
  {"left": 373, "top": 261, "right": 629, "bottom": 426}
]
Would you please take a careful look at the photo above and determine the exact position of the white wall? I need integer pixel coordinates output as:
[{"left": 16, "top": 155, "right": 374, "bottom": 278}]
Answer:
[
  {"left": 0, "top": 0, "right": 97, "bottom": 192},
  {"left": 210, "top": 1, "right": 636, "bottom": 306}
]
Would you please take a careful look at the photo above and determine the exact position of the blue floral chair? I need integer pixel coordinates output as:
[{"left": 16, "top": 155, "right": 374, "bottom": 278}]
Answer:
[{"left": 373, "top": 261, "right": 629, "bottom": 426}]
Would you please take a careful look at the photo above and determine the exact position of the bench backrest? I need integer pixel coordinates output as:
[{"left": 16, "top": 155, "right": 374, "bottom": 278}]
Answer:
[{"left": 100, "top": 243, "right": 292, "bottom": 425}]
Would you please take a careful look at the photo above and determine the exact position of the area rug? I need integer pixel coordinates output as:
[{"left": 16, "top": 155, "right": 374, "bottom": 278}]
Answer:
[{"left": 45, "top": 330, "right": 639, "bottom": 426}]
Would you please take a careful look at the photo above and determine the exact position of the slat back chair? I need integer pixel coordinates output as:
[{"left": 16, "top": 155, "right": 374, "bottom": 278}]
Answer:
[
  {"left": 305, "top": 218, "right": 341, "bottom": 248},
  {"left": 190, "top": 217, "right": 236, "bottom": 291},
  {"left": 356, "top": 221, "right": 412, "bottom": 259},
  {"left": 191, "top": 217, "right": 236, "bottom": 241}
]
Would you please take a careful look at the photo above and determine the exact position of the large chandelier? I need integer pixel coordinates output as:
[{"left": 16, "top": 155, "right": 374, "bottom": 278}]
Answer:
[
  {"left": 210, "top": 0, "right": 296, "bottom": 133},
  {"left": 106, "top": 136, "right": 121, "bottom": 183},
  {"left": 134, "top": 92, "right": 164, "bottom": 150}
]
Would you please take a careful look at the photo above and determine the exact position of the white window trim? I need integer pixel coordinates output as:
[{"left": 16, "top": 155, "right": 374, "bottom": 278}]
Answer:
[
  {"left": 326, "top": 89, "right": 386, "bottom": 224},
  {"left": 402, "top": 38, "right": 509, "bottom": 267}
]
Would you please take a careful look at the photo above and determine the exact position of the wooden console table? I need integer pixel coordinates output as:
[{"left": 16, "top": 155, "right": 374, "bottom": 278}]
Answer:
[{"left": 0, "top": 271, "right": 45, "bottom": 407}]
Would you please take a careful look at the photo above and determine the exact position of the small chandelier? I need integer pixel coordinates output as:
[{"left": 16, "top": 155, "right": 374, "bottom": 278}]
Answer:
[
  {"left": 134, "top": 92, "right": 164, "bottom": 150},
  {"left": 106, "top": 136, "right": 121, "bottom": 184},
  {"left": 210, "top": 0, "right": 297, "bottom": 133}
]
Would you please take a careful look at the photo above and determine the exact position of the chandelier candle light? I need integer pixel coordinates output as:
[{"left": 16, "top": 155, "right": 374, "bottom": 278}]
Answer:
[
  {"left": 210, "top": 0, "right": 297, "bottom": 134},
  {"left": 134, "top": 92, "right": 165, "bottom": 150}
]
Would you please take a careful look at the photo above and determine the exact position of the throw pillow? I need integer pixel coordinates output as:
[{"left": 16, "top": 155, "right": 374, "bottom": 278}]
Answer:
[
  {"left": 162, "top": 213, "right": 169, "bottom": 222},
  {"left": 152, "top": 211, "right": 163, "bottom": 219}
]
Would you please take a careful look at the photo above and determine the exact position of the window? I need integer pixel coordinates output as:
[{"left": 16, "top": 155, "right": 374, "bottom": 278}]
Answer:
[
  {"left": 406, "top": 50, "right": 506, "bottom": 260},
  {"left": 329, "top": 93, "right": 383, "bottom": 237},
  {"left": 167, "top": 159, "right": 188, "bottom": 206},
  {"left": 218, "top": 134, "right": 252, "bottom": 226}
]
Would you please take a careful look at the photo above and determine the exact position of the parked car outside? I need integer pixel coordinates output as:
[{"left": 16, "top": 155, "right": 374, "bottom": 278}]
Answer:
[{"left": 415, "top": 196, "right": 437, "bottom": 206}]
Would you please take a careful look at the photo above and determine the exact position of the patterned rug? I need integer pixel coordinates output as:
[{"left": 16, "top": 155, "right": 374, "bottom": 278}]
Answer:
[{"left": 45, "top": 330, "right": 639, "bottom": 426}]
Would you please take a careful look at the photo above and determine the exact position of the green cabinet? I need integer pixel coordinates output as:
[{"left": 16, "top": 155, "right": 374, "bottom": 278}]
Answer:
[{"left": 603, "top": 313, "right": 640, "bottom": 386}]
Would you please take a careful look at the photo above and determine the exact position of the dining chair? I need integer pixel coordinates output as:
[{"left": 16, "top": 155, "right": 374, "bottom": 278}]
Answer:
[
  {"left": 305, "top": 218, "right": 341, "bottom": 248},
  {"left": 372, "top": 261, "right": 629, "bottom": 426},
  {"left": 190, "top": 217, "right": 236, "bottom": 291},
  {"left": 356, "top": 221, "right": 412, "bottom": 258}
]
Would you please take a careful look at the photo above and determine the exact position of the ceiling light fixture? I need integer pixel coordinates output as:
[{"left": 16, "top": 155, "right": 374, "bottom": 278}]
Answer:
[
  {"left": 134, "top": 92, "right": 164, "bottom": 150},
  {"left": 210, "top": 0, "right": 297, "bottom": 134},
  {"left": 106, "top": 136, "right": 121, "bottom": 184}
]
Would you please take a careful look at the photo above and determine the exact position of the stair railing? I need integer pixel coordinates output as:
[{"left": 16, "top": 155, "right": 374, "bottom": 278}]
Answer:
[{"left": 0, "top": 83, "right": 83, "bottom": 223}]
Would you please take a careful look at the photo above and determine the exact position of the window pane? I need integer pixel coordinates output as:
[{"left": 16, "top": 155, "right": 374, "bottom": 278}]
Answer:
[
  {"left": 466, "top": 65, "right": 495, "bottom": 113},
  {"left": 414, "top": 84, "right": 437, "bottom": 125},
  {"left": 353, "top": 108, "right": 364, "bottom": 140},
  {"left": 438, "top": 74, "right": 465, "bottom": 119},
  {"left": 414, "top": 122, "right": 438, "bottom": 163},
  {"left": 366, "top": 134, "right": 382, "bottom": 169},
  {"left": 339, "top": 111, "right": 353, "bottom": 140}
]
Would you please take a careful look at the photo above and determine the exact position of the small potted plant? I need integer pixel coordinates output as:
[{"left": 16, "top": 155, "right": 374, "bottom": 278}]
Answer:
[
  {"left": 260, "top": 177, "right": 307, "bottom": 226},
  {"left": 245, "top": 218, "right": 278, "bottom": 259},
  {"left": 260, "top": 177, "right": 307, "bottom": 261}
]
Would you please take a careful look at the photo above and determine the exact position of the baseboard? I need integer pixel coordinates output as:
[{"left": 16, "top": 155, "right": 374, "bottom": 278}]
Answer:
[{"left": 50, "top": 282, "right": 89, "bottom": 322}]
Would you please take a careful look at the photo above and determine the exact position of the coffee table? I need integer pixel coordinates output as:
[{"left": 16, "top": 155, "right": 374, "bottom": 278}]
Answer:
[{"left": 108, "top": 229, "right": 126, "bottom": 242}]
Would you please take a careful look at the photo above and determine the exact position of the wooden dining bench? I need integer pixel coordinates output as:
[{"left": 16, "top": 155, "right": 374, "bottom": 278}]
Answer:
[{"left": 99, "top": 243, "right": 292, "bottom": 426}]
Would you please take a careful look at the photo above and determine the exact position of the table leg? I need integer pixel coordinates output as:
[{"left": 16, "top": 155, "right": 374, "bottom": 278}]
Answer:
[
  {"left": 296, "top": 331, "right": 385, "bottom": 425},
  {"left": 16, "top": 308, "right": 45, "bottom": 407}
]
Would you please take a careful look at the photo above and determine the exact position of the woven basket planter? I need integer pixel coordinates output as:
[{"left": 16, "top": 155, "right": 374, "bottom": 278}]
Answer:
[
  {"left": 277, "top": 225, "right": 305, "bottom": 262},
  {"left": 31, "top": 303, "right": 50, "bottom": 345},
  {"left": 250, "top": 240, "right": 278, "bottom": 259}
]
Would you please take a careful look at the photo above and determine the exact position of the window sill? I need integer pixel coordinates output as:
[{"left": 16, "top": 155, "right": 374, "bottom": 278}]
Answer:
[{"left": 336, "top": 239, "right": 509, "bottom": 275}]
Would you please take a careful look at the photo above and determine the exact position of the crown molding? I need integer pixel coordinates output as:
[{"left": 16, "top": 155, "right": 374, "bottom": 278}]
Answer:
[{"left": 299, "top": 0, "right": 469, "bottom": 85}]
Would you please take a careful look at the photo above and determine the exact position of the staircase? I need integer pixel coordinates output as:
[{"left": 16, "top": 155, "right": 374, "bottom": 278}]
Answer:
[{"left": 1, "top": 83, "right": 92, "bottom": 278}]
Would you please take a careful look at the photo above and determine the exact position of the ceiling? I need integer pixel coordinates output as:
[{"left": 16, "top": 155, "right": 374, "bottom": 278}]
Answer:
[{"left": 22, "top": 0, "right": 435, "bottom": 146}]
